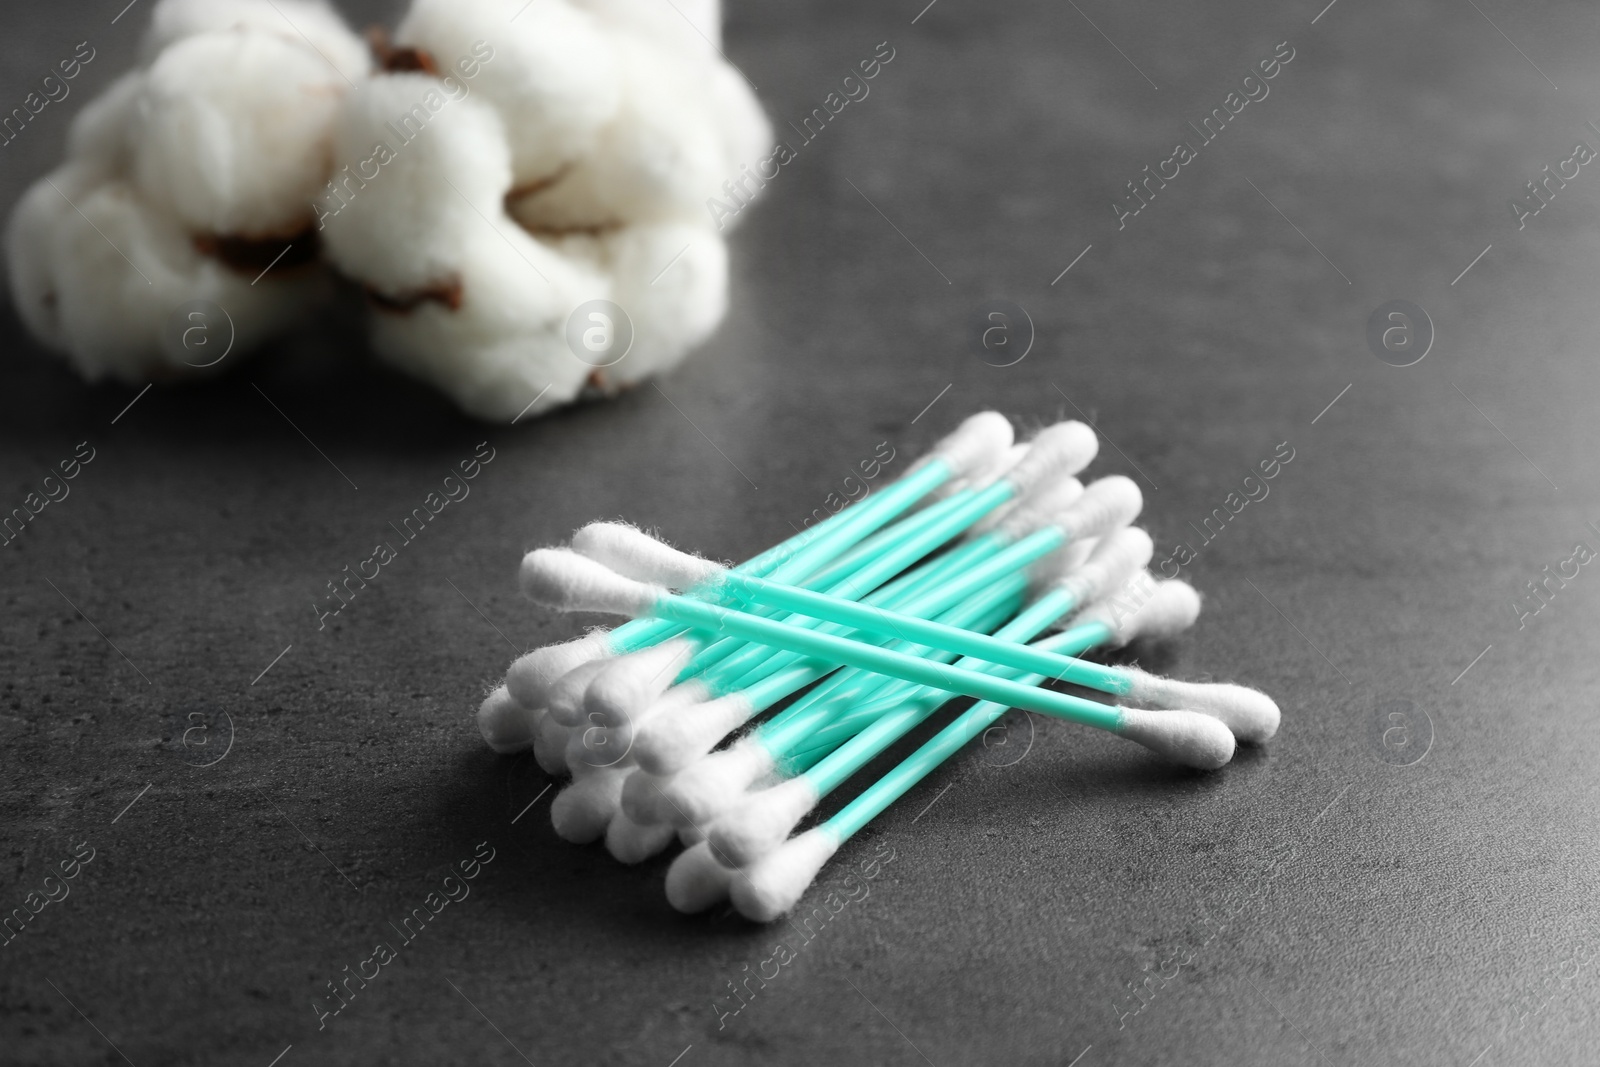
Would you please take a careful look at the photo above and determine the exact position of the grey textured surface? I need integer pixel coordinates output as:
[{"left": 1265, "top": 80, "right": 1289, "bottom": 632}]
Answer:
[{"left": 3, "top": 1, "right": 1600, "bottom": 1065}]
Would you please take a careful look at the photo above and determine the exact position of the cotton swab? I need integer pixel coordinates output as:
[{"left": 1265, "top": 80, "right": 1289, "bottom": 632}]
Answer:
[
  {"left": 571, "top": 519, "right": 1277, "bottom": 745},
  {"left": 548, "top": 533, "right": 1036, "bottom": 846},
  {"left": 703, "top": 599, "right": 1251, "bottom": 870},
  {"left": 496, "top": 411, "right": 1015, "bottom": 718},
  {"left": 611, "top": 475, "right": 1129, "bottom": 774},
  {"left": 566, "top": 424, "right": 1100, "bottom": 735},
  {"left": 627, "top": 527, "right": 1153, "bottom": 831},
  {"left": 663, "top": 577, "right": 1204, "bottom": 914},
  {"left": 728, "top": 581, "right": 1214, "bottom": 921}
]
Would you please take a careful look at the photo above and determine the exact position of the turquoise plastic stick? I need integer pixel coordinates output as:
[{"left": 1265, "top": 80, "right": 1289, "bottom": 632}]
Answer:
[
  {"left": 725, "top": 584, "right": 1025, "bottom": 723},
  {"left": 799, "top": 606, "right": 1098, "bottom": 796},
  {"left": 821, "top": 623, "right": 1113, "bottom": 843},
  {"left": 682, "top": 496, "right": 995, "bottom": 690},
  {"left": 610, "top": 458, "right": 956, "bottom": 654},
  {"left": 720, "top": 565, "right": 1029, "bottom": 710},
  {"left": 697, "top": 521, "right": 1065, "bottom": 703},
  {"left": 639, "top": 590, "right": 1124, "bottom": 731},
  {"left": 715, "top": 572, "right": 1135, "bottom": 697},
  {"left": 762, "top": 584, "right": 1084, "bottom": 758}
]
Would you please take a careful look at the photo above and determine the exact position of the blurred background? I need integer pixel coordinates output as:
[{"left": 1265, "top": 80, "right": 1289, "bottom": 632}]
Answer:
[{"left": 2, "top": 1, "right": 1599, "bottom": 1065}]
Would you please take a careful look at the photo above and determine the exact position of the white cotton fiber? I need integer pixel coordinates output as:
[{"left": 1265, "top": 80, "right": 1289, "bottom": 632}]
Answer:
[
  {"left": 506, "top": 37, "right": 765, "bottom": 231},
  {"left": 4, "top": 168, "right": 322, "bottom": 382},
  {"left": 394, "top": 0, "right": 622, "bottom": 188},
  {"left": 132, "top": 30, "right": 348, "bottom": 237},
  {"left": 7, "top": 0, "right": 765, "bottom": 419},
  {"left": 141, "top": 0, "right": 371, "bottom": 84}
]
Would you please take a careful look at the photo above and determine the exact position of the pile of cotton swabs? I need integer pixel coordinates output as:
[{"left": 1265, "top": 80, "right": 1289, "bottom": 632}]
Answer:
[{"left": 475, "top": 412, "right": 1279, "bottom": 921}]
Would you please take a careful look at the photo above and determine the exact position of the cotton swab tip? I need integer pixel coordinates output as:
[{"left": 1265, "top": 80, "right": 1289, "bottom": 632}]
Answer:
[
  {"left": 912, "top": 410, "right": 1015, "bottom": 479},
  {"left": 476, "top": 685, "right": 537, "bottom": 754},
  {"left": 583, "top": 638, "right": 697, "bottom": 728},
  {"left": 1071, "top": 577, "right": 1201, "bottom": 646},
  {"left": 519, "top": 548, "right": 658, "bottom": 616},
  {"left": 1001, "top": 421, "right": 1099, "bottom": 492},
  {"left": 505, "top": 630, "right": 613, "bottom": 708},
  {"left": 571, "top": 522, "right": 724, "bottom": 590},
  {"left": 1058, "top": 475, "right": 1143, "bottom": 541},
  {"left": 1057, "top": 526, "right": 1154, "bottom": 606},
  {"left": 632, "top": 693, "right": 755, "bottom": 776},
  {"left": 533, "top": 714, "right": 573, "bottom": 776},
  {"left": 707, "top": 777, "right": 821, "bottom": 869},
  {"left": 550, "top": 768, "right": 628, "bottom": 843},
  {"left": 729, "top": 828, "right": 841, "bottom": 923},
  {"left": 652, "top": 741, "right": 777, "bottom": 827},
  {"left": 1124, "top": 671, "right": 1281, "bottom": 743},
  {"left": 604, "top": 810, "right": 678, "bottom": 864},
  {"left": 1115, "top": 707, "right": 1235, "bottom": 770},
  {"left": 546, "top": 656, "right": 614, "bottom": 727},
  {"left": 666, "top": 841, "right": 735, "bottom": 913}
]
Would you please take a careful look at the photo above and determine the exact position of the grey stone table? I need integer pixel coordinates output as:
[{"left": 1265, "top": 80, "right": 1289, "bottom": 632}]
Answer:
[{"left": 3, "top": 1, "right": 1598, "bottom": 1064}]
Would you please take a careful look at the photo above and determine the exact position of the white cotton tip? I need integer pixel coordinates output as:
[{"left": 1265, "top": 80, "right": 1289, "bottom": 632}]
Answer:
[
  {"left": 1001, "top": 421, "right": 1099, "bottom": 494},
  {"left": 665, "top": 840, "right": 734, "bottom": 913},
  {"left": 564, "top": 713, "right": 635, "bottom": 771},
  {"left": 938, "top": 441, "right": 1028, "bottom": 500},
  {"left": 1123, "top": 670, "right": 1280, "bottom": 744},
  {"left": 1056, "top": 527, "right": 1155, "bottom": 608},
  {"left": 1073, "top": 577, "right": 1203, "bottom": 646},
  {"left": 572, "top": 522, "right": 725, "bottom": 590},
  {"left": 582, "top": 677, "right": 711, "bottom": 770},
  {"left": 1114, "top": 708, "right": 1235, "bottom": 770},
  {"left": 633, "top": 692, "right": 755, "bottom": 776},
  {"left": 582, "top": 637, "right": 698, "bottom": 727},
  {"left": 642, "top": 739, "right": 777, "bottom": 827},
  {"left": 504, "top": 630, "right": 614, "bottom": 709},
  {"left": 729, "top": 828, "right": 840, "bottom": 923},
  {"left": 533, "top": 714, "right": 573, "bottom": 776},
  {"left": 477, "top": 685, "right": 538, "bottom": 754},
  {"left": 992, "top": 476, "right": 1084, "bottom": 540},
  {"left": 519, "top": 548, "right": 661, "bottom": 616},
  {"left": 910, "top": 411, "right": 1014, "bottom": 480},
  {"left": 619, "top": 767, "right": 673, "bottom": 824},
  {"left": 1057, "top": 475, "right": 1143, "bottom": 542},
  {"left": 604, "top": 810, "right": 678, "bottom": 864},
  {"left": 545, "top": 655, "right": 615, "bottom": 727},
  {"left": 706, "top": 777, "right": 821, "bottom": 869},
  {"left": 550, "top": 766, "right": 629, "bottom": 843}
]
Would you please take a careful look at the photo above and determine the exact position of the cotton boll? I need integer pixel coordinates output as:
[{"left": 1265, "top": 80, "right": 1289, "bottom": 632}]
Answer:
[
  {"left": 65, "top": 71, "right": 146, "bottom": 184},
  {"left": 320, "top": 78, "right": 514, "bottom": 294},
  {"left": 142, "top": 0, "right": 371, "bottom": 85},
  {"left": 588, "top": 222, "right": 728, "bottom": 385},
  {"left": 394, "top": 0, "right": 621, "bottom": 188},
  {"left": 701, "top": 61, "right": 773, "bottom": 192},
  {"left": 364, "top": 227, "right": 610, "bottom": 421},
  {"left": 6, "top": 168, "right": 322, "bottom": 382},
  {"left": 5, "top": 170, "right": 85, "bottom": 356},
  {"left": 574, "top": 0, "right": 722, "bottom": 54},
  {"left": 507, "top": 40, "right": 743, "bottom": 231},
  {"left": 131, "top": 30, "right": 347, "bottom": 238},
  {"left": 326, "top": 81, "right": 609, "bottom": 418}
]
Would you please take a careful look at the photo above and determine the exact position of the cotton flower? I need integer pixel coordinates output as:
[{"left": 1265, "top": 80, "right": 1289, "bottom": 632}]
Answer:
[
  {"left": 5, "top": 0, "right": 767, "bottom": 419},
  {"left": 5, "top": 0, "right": 362, "bottom": 381}
]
